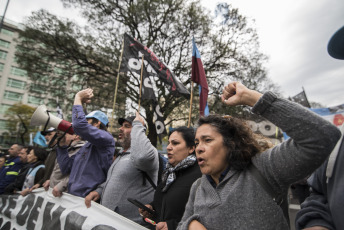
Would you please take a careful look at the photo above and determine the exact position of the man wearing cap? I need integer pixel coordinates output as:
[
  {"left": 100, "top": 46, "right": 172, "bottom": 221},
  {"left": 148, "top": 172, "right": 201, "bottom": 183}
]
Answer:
[
  {"left": 0, "top": 144, "right": 23, "bottom": 194},
  {"left": 295, "top": 26, "right": 344, "bottom": 230},
  {"left": 85, "top": 111, "right": 159, "bottom": 227},
  {"left": 56, "top": 88, "right": 114, "bottom": 197}
]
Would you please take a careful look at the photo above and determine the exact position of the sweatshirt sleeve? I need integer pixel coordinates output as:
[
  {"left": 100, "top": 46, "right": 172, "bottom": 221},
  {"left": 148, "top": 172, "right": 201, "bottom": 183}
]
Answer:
[
  {"left": 56, "top": 147, "right": 75, "bottom": 175},
  {"left": 251, "top": 92, "right": 341, "bottom": 190},
  {"left": 295, "top": 161, "right": 335, "bottom": 230},
  {"left": 129, "top": 121, "right": 159, "bottom": 172}
]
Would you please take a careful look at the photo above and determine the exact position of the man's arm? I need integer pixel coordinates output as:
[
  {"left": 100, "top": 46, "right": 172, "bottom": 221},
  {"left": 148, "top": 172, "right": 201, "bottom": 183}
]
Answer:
[
  {"left": 130, "top": 112, "right": 158, "bottom": 172},
  {"left": 72, "top": 88, "right": 114, "bottom": 147},
  {"left": 56, "top": 147, "right": 75, "bottom": 175},
  {"left": 295, "top": 161, "right": 334, "bottom": 230}
]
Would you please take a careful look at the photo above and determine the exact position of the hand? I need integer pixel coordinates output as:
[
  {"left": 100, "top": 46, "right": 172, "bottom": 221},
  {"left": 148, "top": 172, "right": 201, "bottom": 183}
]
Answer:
[
  {"left": 303, "top": 227, "right": 330, "bottom": 230},
  {"left": 139, "top": 204, "right": 154, "bottom": 219},
  {"left": 134, "top": 111, "right": 145, "bottom": 126},
  {"left": 188, "top": 220, "right": 207, "bottom": 230},
  {"left": 74, "top": 88, "right": 94, "bottom": 105},
  {"left": 156, "top": 222, "right": 168, "bottom": 230},
  {"left": 85, "top": 191, "right": 100, "bottom": 208},
  {"left": 29, "top": 183, "right": 40, "bottom": 192},
  {"left": 52, "top": 185, "right": 63, "bottom": 197},
  {"left": 221, "top": 82, "right": 262, "bottom": 107},
  {"left": 20, "top": 188, "right": 30, "bottom": 196},
  {"left": 43, "top": 180, "right": 50, "bottom": 191}
]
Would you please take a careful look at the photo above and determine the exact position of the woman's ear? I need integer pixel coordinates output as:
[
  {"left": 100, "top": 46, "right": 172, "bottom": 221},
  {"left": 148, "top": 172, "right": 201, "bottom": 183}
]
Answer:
[{"left": 188, "top": 146, "right": 195, "bottom": 155}]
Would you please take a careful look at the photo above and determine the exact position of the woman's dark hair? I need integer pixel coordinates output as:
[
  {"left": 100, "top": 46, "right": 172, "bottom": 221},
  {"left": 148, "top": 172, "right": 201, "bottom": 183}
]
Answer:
[
  {"left": 31, "top": 147, "right": 48, "bottom": 162},
  {"left": 197, "top": 115, "right": 261, "bottom": 171},
  {"left": 169, "top": 126, "right": 196, "bottom": 154},
  {"left": 89, "top": 118, "right": 108, "bottom": 131},
  {"left": 23, "top": 146, "right": 33, "bottom": 155}
]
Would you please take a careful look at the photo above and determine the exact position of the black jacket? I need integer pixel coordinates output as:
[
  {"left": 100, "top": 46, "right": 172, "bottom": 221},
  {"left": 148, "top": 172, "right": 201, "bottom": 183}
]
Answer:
[
  {"left": 4, "top": 163, "right": 30, "bottom": 194},
  {"left": 152, "top": 163, "right": 201, "bottom": 230}
]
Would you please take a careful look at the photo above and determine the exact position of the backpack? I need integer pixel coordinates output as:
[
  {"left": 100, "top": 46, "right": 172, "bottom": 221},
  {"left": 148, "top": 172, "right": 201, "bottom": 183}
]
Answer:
[{"left": 142, "top": 152, "right": 167, "bottom": 189}]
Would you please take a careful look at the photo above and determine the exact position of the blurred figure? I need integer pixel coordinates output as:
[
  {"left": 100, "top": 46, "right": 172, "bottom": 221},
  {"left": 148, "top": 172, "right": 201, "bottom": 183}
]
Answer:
[
  {"left": 4, "top": 147, "right": 32, "bottom": 194},
  {"left": 295, "top": 25, "right": 344, "bottom": 230},
  {"left": 21, "top": 147, "right": 47, "bottom": 196},
  {"left": 176, "top": 82, "right": 340, "bottom": 230},
  {"left": 139, "top": 126, "right": 201, "bottom": 230},
  {"left": 0, "top": 144, "right": 23, "bottom": 194},
  {"left": 0, "top": 154, "right": 6, "bottom": 171}
]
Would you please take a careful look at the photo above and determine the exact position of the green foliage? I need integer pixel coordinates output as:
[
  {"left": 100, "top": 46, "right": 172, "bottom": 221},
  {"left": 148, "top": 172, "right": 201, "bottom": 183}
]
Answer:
[
  {"left": 4, "top": 103, "right": 37, "bottom": 145},
  {"left": 16, "top": 0, "right": 280, "bottom": 146}
]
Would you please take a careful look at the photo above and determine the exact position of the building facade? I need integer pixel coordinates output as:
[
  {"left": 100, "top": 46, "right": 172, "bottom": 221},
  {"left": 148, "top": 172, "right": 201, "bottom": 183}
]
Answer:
[{"left": 0, "top": 18, "right": 46, "bottom": 146}]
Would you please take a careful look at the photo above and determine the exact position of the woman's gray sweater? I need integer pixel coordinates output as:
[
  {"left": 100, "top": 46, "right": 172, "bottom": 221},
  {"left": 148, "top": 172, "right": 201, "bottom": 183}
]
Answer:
[{"left": 177, "top": 92, "right": 341, "bottom": 230}]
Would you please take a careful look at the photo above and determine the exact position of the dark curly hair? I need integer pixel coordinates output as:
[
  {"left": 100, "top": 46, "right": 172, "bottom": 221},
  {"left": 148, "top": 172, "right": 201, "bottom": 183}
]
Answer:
[{"left": 197, "top": 115, "right": 261, "bottom": 171}]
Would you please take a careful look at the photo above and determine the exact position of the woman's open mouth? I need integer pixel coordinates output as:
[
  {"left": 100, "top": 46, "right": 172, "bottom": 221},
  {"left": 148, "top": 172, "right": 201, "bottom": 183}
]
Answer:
[{"left": 197, "top": 157, "right": 205, "bottom": 166}]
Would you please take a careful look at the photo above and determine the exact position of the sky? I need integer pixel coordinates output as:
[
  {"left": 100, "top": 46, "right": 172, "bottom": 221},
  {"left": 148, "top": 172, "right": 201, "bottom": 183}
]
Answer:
[{"left": 1, "top": 0, "right": 344, "bottom": 107}]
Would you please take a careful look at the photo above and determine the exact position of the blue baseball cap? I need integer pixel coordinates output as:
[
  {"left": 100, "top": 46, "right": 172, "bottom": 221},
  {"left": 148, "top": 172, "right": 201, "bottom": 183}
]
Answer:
[
  {"left": 328, "top": 26, "right": 344, "bottom": 60},
  {"left": 86, "top": 110, "right": 109, "bottom": 126}
]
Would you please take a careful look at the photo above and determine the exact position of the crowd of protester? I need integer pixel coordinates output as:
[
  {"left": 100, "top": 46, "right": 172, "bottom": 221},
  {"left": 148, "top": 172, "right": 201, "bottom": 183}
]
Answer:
[{"left": 0, "top": 25, "right": 344, "bottom": 230}]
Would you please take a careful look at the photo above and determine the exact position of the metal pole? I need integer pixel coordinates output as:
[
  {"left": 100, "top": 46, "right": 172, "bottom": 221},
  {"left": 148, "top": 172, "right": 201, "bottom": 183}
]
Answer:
[{"left": 0, "top": 0, "right": 11, "bottom": 33}]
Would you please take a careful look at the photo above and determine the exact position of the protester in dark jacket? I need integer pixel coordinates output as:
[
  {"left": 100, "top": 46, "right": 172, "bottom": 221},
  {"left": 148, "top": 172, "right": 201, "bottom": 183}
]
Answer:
[
  {"left": 140, "top": 127, "right": 201, "bottom": 230},
  {"left": 0, "top": 144, "right": 23, "bottom": 194},
  {"left": 295, "top": 25, "right": 344, "bottom": 230},
  {"left": 21, "top": 147, "right": 47, "bottom": 196},
  {"left": 4, "top": 147, "right": 32, "bottom": 194}
]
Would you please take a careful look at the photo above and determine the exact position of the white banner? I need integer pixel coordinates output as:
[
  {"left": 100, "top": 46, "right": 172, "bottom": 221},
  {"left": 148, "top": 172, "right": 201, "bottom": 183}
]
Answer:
[{"left": 0, "top": 188, "right": 148, "bottom": 230}]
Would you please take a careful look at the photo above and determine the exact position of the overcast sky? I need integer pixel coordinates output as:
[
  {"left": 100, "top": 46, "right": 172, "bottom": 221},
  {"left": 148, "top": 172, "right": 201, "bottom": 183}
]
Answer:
[{"left": 2, "top": 0, "right": 344, "bottom": 107}]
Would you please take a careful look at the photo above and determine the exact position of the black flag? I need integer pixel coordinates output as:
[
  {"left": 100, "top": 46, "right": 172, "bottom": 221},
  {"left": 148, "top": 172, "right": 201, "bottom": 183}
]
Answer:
[{"left": 121, "top": 33, "right": 190, "bottom": 97}]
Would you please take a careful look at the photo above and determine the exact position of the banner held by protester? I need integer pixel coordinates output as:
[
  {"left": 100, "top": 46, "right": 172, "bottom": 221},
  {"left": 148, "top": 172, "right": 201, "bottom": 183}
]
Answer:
[{"left": 0, "top": 188, "right": 148, "bottom": 230}]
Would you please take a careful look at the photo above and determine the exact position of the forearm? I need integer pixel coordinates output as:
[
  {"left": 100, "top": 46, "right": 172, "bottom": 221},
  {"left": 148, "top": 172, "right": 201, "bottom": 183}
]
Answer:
[{"left": 252, "top": 92, "right": 341, "bottom": 185}]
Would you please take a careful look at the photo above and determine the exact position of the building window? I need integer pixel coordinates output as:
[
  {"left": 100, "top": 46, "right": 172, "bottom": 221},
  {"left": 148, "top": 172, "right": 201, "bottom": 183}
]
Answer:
[
  {"left": 0, "top": 63, "right": 4, "bottom": 72},
  {"left": 10, "top": 66, "right": 27, "bottom": 77},
  {"left": 28, "top": 95, "right": 43, "bottom": 105},
  {"left": 1, "top": 28, "right": 14, "bottom": 37},
  {"left": 30, "top": 84, "right": 46, "bottom": 93},
  {"left": 0, "top": 50, "right": 7, "bottom": 60},
  {"left": 0, "top": 39, "right": 10, "bottom": 48},
  {"left": 0, "top": 104, "right": 11, "bottom": 114},
  {"left": 0, "top": 120, "right": 8, "bottom": 129},
  {"left": 4, "top": 91, "right": 23, "bottom": 102},
  {"left": 7, "top": 78, "right": 26, "bottom": 89}
]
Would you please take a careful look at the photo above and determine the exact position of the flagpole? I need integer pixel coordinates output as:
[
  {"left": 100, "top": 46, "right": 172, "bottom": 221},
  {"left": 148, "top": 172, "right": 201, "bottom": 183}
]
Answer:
[
  {"left": 110, "top": 38, "right": 125, "bottom": 133},
  {"left": 138, "top": 55, "right": 144, "bottom": 111},
  {"left": 188, "top": 80, "right": 194, "bottom": 128},
  {"left": 302, "top": 86, "right": 311, "bottom": 108}
]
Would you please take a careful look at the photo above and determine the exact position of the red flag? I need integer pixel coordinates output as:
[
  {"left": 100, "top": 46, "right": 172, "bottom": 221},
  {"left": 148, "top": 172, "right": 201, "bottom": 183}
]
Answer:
[{"left": 192, "top": 38, "right": 209, "bottom": 116}]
